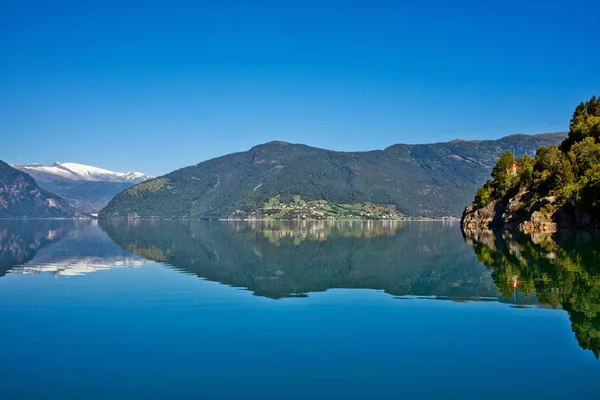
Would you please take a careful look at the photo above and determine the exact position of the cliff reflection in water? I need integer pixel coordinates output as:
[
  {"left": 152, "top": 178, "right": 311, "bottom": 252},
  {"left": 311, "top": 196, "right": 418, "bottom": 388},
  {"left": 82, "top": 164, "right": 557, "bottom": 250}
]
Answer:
[
  {"left": 0, "top": 220, "right": 75, "bottom": 277},
  {"left": 463, "top": 227, "right": 600, "bottom": 358},
  {"left": 101, "top": 220, "right": 499, "bottom": 300},
  {"left": 0, "top": 220, "right": 146, "bottom": 277}
]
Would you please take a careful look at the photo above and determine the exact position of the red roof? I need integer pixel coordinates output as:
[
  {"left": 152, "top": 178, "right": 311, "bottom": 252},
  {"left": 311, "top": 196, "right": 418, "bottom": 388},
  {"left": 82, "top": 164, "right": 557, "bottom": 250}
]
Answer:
[{"left": 511, "top": 162, "right": 521, "bottom": 169}]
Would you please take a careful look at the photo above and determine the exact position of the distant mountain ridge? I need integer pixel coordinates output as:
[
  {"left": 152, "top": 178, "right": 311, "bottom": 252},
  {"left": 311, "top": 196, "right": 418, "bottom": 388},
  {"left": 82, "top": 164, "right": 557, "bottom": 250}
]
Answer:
[
  {"left": 12, "top": 162, "right": 153, "bottom": 214},
  {"left": 100, "top": 132, "right": 567, "bottom": 219},
  {"left": 12, "top": 162, "right": 152, "bottom": 183},
  {"left": 0, "top": 161, "right": 84, "bottom": 218}
]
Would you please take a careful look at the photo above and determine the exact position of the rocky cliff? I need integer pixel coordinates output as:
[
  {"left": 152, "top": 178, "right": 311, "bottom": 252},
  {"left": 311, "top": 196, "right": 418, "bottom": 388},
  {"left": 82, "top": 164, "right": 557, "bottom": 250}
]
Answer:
[
  {"left": 0, "top": 161, "right": 86, "bottom": 218},
  {"left": 462, "top": 195, "right": 600, "bottom": 233},
  {"left": 461, "top": 96, "right": 600, "bottom": 233}
]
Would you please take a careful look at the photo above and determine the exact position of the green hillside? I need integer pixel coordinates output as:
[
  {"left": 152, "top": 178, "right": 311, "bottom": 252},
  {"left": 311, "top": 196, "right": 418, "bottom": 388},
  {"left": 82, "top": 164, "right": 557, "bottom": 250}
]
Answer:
[
  {"left": 465, "top": 96, "right": 600, "bottom": 228},
  {"left": 99, "top": 133, "right": 566, "bottom": 219}
]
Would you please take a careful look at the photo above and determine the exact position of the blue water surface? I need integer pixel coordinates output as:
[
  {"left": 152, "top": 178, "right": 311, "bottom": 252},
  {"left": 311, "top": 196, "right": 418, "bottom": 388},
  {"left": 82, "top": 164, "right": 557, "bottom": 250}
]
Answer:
[{"left": 0, "top": 220, "right": 598, "bottom": 399}]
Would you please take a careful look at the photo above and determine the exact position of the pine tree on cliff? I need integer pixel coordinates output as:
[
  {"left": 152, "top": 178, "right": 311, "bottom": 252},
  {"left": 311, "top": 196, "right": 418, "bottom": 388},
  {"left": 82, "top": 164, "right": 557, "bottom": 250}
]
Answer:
[{"left": 561, "top": 95, "right": 600, "bottom": 151}]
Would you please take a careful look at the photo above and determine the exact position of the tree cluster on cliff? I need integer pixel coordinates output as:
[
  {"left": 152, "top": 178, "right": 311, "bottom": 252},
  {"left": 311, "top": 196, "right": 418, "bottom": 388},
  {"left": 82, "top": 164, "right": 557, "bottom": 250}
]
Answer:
[{"left": 473, "top": 96, "right": 600, "bottom": 217}]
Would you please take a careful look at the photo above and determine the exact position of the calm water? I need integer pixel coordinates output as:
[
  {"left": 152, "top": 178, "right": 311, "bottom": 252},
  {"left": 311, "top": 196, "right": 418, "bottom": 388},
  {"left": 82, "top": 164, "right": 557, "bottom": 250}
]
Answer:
[{"left": 1, "top": 220, "right": 599, "bottom": 399}]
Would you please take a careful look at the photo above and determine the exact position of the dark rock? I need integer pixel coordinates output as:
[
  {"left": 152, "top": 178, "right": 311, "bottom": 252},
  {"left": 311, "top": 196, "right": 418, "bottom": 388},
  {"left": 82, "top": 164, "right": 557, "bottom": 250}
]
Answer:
[
  {"left": 461, "top": 199, "right": 505, "bottom": 229},
  {"left": 462, "top": 193, "right": 599, "bottom": 233}
]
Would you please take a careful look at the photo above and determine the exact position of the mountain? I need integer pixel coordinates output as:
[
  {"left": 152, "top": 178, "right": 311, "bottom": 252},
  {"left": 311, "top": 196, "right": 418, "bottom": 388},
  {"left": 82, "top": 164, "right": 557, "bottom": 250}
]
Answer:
[
  {"left": 462, "top": 96, "right": 600, "bottom": 232},
  {"left": 99, "top": 132, "right": 567, "bottom": 219},
  {"left": 0, "top": 161, "right": 84, "bottom": 218},
  {"left": 12, "top": 162, "right": 153, "bottom": 214},
  {"left": 13, "top": 162, "right": 152, "bottom": 183}
]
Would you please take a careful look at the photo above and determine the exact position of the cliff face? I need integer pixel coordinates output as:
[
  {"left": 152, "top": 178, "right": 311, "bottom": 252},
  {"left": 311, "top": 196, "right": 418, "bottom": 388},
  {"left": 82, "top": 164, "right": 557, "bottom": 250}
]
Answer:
[
  {"left": 0, "top": 161, "right": 85, "bottom": 218},
  {"left": 461, "top": 195, "right": 600, "bottom": 233}
]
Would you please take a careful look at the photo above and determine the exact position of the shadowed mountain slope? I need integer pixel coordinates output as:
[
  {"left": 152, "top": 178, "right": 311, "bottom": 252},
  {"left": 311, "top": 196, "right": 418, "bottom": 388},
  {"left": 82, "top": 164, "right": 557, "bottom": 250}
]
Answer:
[{"left": 0, "top": 161, "right": 84, "bottom": 218}]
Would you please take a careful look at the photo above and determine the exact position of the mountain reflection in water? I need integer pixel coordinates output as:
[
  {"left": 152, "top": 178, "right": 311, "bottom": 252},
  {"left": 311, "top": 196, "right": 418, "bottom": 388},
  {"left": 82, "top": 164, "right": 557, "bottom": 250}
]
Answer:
[
  {"left": 0, "top": 220, "right": 146, "bottom": 276},
  {"left": 0, "top": 220, "right": 76, "bottom": 277},
  {"left": 100, "top": 220, "right": 499, "bottom": 300},
  {"left": 2, "top": 219, "right": 599, "bottom": 358},
  {"left": 101, "top": 220, "right": 600, "bottom": 358}
]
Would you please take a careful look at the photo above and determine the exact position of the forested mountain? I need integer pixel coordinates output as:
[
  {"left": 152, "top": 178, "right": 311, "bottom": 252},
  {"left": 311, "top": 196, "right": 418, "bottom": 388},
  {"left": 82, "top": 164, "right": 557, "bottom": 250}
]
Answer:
[
  {"left": 0, "top": 161, "right": 84, "bottom": 218},
  {"left": 462, "top": 96, "right": 600, "bottom": 231},
  {"left": 99, "top": 133, "right": 566, "bottom": 219},
  {"left": 12, "top": 162, "right": 152, "bottom": 214}
]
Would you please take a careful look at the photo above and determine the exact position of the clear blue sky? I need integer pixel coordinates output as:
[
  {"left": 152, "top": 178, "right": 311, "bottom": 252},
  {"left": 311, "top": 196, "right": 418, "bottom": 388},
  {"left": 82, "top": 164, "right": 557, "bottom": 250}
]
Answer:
[{"left": 1, "top": 0, "right": 599, "bottom": 176}]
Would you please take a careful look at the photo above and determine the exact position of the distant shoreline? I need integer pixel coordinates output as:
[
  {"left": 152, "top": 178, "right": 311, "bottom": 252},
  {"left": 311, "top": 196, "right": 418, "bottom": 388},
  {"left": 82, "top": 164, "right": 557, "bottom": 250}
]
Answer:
[{"left": 0, "top": 217, "right": 460, "bottom": 222}]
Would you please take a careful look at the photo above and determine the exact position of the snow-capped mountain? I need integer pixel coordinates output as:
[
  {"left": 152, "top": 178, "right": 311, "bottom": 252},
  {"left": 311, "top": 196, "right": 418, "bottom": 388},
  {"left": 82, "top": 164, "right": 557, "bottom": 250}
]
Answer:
[
  {"left": 12, "top": 162, "right": 153, "bottom": 183},
  {"left": 10, "top": 162, "right": 154, "bottom": 214}
]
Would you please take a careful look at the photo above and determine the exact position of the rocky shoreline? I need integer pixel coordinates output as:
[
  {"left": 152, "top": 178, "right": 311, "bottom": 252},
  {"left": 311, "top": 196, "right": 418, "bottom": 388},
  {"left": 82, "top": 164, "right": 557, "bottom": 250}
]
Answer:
[{"left": 461, "top": 194, "right": 599, "bottom": 233}]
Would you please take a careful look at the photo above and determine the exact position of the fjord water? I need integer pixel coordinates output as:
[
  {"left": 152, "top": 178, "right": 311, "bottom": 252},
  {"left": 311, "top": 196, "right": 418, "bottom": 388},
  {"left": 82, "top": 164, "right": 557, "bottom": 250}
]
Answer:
[{"left": 1, "top": 221, "right": 598, "bottom": 399}]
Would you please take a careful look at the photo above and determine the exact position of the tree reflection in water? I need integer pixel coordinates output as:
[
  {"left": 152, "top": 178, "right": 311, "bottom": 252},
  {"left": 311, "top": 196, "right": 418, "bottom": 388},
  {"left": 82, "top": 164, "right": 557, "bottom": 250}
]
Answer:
[{"left": 463, "top": 226, "right": 600, "bottom": 358}]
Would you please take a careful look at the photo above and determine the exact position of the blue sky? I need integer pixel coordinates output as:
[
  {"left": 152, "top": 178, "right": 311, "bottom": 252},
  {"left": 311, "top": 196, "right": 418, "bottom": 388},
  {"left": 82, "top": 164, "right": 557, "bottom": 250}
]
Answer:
[{"left": 1, "top": 0, "right": 599, "bottom": 176}]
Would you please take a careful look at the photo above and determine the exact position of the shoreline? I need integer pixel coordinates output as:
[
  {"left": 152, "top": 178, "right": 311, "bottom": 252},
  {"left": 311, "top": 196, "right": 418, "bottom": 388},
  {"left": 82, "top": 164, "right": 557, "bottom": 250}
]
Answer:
[{"left": 0, "top": 217, "right": 460, "bottom": 222}]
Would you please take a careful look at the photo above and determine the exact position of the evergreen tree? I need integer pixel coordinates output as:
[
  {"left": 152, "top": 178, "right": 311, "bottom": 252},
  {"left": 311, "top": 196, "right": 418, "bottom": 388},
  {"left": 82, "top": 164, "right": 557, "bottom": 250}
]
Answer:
[{"left": 471, "top": 95, "right": 600, "bottom": 218}]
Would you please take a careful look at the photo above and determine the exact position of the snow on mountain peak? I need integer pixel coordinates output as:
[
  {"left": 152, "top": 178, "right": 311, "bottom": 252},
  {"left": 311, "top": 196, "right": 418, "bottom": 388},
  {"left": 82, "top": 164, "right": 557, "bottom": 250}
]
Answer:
[
  {"left": 12, "top": 162, "right": 153, "bottom": 183},
  {"left": 59, "top": 162, "right": 121, "bottom": 176}
]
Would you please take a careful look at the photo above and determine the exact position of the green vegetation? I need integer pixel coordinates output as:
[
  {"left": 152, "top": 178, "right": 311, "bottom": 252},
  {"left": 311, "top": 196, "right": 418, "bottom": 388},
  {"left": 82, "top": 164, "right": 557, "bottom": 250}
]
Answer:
[
  {"left": 471, "top": 96, "right": 600, "bottom": 219},
  {"left": 99, "top": 133, "right": 566, "bottom": 219},
  {"left": 465, "top": 229, "right": 600, "bottom": 358},
  {"left": 237, "top": 195, "right": 403, "bottom": 220},
  {"left": 127, "top": 178, "right": 172, "bottom": 194}
]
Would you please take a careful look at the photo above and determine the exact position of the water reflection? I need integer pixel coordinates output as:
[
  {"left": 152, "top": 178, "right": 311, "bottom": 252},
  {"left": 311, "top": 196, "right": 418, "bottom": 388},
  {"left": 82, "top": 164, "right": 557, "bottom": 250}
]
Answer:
[
  {"left": 0, "top": 220, "right": 75, "bottom": 276},
  {"left": 0, "top": 220, "right": 146, "bottom": 276},
  {"left": 100, "top": 220, "right": 499, "bottom": 299},
  {"left": 463, "top": 227, "right": 600, "bottom": 358},
  {"left": 251, "top": 220, "right": 403, "bottom": 244},
  {"left": 3, "top": 220, "right": 599, "bottom": 358}
]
